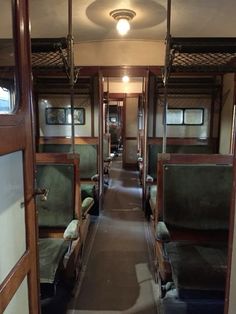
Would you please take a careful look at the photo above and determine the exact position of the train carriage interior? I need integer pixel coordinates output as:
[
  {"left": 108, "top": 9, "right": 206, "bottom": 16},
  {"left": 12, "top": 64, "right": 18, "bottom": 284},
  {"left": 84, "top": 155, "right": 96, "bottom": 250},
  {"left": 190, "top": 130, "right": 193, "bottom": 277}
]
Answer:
[{"left": 1, "top": 0, "right": 236, "bottom": 314}]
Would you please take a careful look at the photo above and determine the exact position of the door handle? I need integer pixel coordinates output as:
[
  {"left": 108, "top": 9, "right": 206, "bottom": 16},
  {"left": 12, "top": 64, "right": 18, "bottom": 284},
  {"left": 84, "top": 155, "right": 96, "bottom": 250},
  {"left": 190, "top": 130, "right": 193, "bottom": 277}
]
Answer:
[{"left": 34, "top": 188, "right": 49, "bottom": 201}]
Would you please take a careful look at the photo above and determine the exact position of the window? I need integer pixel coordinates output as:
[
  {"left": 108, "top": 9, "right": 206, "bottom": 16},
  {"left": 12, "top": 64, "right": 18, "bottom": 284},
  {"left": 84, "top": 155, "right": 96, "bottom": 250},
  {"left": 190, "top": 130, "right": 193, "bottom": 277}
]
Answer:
[
  {"left": 0, "top": 0, "right": 18, "bottom": 115},
  {"left": 167, "top": 108, "right": 204, "bottom": 125},
  {"left": 0, "top": 86, "right": 14, "bottom": 114},
  {"left": 166, "top": 109, "right": 183, "bottom": 125},
  {"left": 110, "top": 117, "right": 117, "bottom": 123},
  {"left": 184, "top": 109, "right": 204, "bottom": 125}
]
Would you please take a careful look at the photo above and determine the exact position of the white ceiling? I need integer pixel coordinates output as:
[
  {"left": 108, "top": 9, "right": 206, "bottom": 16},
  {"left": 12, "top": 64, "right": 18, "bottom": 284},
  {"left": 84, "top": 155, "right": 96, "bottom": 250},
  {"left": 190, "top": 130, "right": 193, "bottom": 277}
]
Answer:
[{"left": 28, "top": 0, "right": 236, "bottom": 42}]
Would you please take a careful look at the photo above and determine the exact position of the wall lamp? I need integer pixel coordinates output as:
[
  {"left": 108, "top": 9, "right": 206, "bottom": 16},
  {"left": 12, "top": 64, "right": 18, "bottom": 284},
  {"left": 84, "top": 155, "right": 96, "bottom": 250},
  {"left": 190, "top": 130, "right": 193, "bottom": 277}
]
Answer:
[{"left": 110, "top": 9, "right": 136, "bottom": 36}]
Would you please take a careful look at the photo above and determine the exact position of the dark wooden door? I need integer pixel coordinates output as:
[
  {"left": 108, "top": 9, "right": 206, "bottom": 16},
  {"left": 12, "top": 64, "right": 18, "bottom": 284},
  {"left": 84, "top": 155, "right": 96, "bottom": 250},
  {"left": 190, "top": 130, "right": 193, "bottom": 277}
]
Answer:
[{"left": 0, "top": 0, "right": 40, "bottom": 313}]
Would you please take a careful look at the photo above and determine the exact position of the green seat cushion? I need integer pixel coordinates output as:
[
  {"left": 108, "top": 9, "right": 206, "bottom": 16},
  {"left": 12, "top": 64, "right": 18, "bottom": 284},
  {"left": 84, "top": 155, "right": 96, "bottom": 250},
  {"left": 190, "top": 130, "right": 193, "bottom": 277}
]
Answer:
[
  {"left": 39, "top": 238, "right": 69, "bottom": 284},
  {"left": 166, "top": 242, "right": 227, "bottom": 293}
]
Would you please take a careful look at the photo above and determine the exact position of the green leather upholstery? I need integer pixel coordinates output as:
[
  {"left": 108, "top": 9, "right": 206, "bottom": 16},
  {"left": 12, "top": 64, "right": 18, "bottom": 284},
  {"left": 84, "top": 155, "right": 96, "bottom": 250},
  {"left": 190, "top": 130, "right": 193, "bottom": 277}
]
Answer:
[
  {"left": 39, "top": 238, "right": 69, "bottom": 284},
  {"left": 163, "top": 165, "right": 232, "bottom": 230},
  {"left": 148, "top": 144, "right": 215, "bottom": 180},
  {"left": 38, "top": 144, "right": 97, "bottom": 179},
  {"left": 166, "top": 242, "right": 227, "bottom": 297},
  {"left": 36, "top": 164, "right": 74, "bottom": 228}
]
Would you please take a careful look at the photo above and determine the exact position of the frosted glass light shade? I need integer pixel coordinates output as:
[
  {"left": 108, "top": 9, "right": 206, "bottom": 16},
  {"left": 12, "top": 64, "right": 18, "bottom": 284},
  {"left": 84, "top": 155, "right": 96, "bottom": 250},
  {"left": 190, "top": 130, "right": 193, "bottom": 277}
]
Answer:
[
  {"left": 122, "top": 75, "right": 130, "bottom": 83},
  {"left": 116, "top": 18, "right": 130, "bottom": 36}
]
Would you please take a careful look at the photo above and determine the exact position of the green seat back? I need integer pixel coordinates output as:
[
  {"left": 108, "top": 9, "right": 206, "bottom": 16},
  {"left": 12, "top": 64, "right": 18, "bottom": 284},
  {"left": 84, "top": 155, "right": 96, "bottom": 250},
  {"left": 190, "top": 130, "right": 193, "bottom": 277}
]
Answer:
[
  {"left": 38, "top": 144, "right": 97, "bottom": 179},
  {"left": 36, "top": 164, "right": 74, "bottom": 228},
  {"left": 163, "top": 164, "right": 232, "bottom": 230},
  {"left": 148, "top": 144, "right": 215, "bottom": 180}
]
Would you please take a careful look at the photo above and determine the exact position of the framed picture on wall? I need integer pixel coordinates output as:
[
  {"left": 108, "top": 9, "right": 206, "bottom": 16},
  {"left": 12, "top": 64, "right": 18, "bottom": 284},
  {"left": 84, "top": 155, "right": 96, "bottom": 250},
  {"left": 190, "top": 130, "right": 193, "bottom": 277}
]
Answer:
[
  {"left": 45, "top": 107, "right": 85, "bottom": 125},
  {"left": 45, "top": 107, "right": 66, "bottom": 125},
  {"left": 66, "top": 107, "right": 85, "bottom": 125}
]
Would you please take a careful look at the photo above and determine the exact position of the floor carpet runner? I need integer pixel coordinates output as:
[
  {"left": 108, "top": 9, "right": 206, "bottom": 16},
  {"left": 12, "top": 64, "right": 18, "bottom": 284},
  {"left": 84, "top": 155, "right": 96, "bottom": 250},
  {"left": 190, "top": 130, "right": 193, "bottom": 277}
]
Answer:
[{"left": 67, "top": 157, "right": 158, "bottom": 314}]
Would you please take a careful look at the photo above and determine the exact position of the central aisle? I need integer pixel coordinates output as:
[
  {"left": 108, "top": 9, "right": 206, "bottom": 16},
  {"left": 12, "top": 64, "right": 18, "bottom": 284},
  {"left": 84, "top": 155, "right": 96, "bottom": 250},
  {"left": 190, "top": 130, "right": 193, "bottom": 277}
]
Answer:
[{"left": 67, "top": 158, "right": 158, "bottom": 314}]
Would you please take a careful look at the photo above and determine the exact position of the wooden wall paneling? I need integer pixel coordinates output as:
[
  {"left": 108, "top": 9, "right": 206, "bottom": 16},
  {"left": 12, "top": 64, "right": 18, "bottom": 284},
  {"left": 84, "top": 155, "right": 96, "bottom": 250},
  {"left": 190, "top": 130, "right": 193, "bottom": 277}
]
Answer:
[
  {"left": 98, "top": 71, "right": 104, "bottom": 212},
  {"left": 39, "top": 136, "right": 99, "bottom": 145}
]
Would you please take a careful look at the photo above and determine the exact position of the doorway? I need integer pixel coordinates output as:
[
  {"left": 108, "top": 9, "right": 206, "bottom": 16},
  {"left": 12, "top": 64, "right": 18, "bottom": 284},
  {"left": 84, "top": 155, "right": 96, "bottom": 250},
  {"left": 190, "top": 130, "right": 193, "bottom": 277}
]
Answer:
[{"left": 103, "top": 76, "right": 144, "bottom": 169}]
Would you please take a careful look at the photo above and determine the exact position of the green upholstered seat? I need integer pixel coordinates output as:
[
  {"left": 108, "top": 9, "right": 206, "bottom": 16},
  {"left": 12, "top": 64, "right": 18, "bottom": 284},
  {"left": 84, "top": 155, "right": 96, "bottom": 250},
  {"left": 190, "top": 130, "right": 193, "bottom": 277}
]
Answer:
[
  {"left": 166, "top": 242, "right": 227, "bottom": 297},
  {"left": 163, "top": 165, "right": 232, "bottom": 230},
  {"left": 36, "top": 162, "right": 80, "bottom": 287},
  {"left": 36, "top": 164, "right": 74, "bottom": 227},
  {"left": 156, "top": 161, "right": 232, "bottom": 287},
  {"left": 148, "top": 144, "right": 215, "bottom": 180},
  {"left": 39, "top": 238, "right": 69, "bottom": 284},
  {"left": 38, "top": 144, "right": 97, "bottom": 179}
]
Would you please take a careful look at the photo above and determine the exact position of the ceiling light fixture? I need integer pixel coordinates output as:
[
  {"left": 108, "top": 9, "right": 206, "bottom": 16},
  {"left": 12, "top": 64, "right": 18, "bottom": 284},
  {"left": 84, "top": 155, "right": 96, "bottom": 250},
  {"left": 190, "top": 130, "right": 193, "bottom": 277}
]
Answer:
[
  {"left": 110, "top": 9, "right": 136, "bottom": 36},
  {"left": 122, "top": 75, "right": 130, "bottom": 83}
]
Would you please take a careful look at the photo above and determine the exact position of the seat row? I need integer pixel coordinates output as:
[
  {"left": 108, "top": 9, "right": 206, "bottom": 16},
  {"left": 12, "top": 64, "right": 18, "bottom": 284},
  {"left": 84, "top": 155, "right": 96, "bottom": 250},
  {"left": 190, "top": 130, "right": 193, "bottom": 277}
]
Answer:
[
  {"left": 35, "top": 153, "right": 97, "bottom": 302},
  {"left": 148, "top": 153, "right": 233, "bottom": 314}
]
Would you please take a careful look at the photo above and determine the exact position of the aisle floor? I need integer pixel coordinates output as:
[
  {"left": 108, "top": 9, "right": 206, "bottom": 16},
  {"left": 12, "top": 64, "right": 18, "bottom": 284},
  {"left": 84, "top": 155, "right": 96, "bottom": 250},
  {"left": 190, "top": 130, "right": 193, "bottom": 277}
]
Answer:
[{"left": 67, "top": 157, "right": 158, "bottom": 314}]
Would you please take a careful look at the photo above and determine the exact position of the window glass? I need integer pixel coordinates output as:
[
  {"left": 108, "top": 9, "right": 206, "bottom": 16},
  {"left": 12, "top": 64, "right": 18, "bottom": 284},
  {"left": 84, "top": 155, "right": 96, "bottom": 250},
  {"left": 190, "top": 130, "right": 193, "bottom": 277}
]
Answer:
[
  {"left": 184, "top": 109, "right": 204, "bottom": 125},
  {"left": 166, "top": 109, "right": 183, "bottom": 125},
  {"left": 0, "top": 1, "right": 16, "bottom": 114}
]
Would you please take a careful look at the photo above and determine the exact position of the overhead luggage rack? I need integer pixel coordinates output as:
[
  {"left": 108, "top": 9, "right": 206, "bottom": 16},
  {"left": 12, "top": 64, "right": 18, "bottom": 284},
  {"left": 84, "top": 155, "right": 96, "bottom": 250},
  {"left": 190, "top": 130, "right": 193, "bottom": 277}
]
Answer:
[
  {"left": 168, "top": 37, "right": 236, "bottom": 73},
  {"left": 157, "top": 76, "right": 220, "bottom": 95},
  {"left": 31, "top": 37, "right": 68, "bottom": 69}
]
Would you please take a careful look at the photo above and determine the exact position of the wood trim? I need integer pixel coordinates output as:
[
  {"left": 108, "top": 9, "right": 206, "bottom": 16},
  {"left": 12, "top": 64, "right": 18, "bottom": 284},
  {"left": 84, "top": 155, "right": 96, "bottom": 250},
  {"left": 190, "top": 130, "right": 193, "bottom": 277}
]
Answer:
[
  {"left": 32, "top": 67, "right": 222, "bottom": 81},
  {"left": 142, "top": 71, "right": 149, "bottom": 208},
  {"left": 122, "top": 95, "right": 126, "bottom": 167},
  {"left": 0, "top": 252, "right": 30, "bottom": 313},
  {"left": 224, "top": 85, "right": 236, "bottom": 313},
  {"left": 79, "top": 66, "right": 162, "bottom": 77},
  {"left": 12, "top": 0, "right": 40, "bottom": 312},
  {"left": 109, "top": 92, "right": 141, "bottom": 99},
  {"left": 157, "top": 153, "right": 233, "bottom": 165},
  {"left": 39, "top": 136, "right": 99, "bottom": 145},
  {"left": 98, "top": 71, "right": 104, "bottom": 211},
  {"left": 33, "top": 93, "right": 40, "bottom": 148},
  {"left": 125, "top": 137, "right": 137, "bottom": 140},
  {"left": 91, "top": 77, "right": 95, "bottom": 137},
  {"left": 36, "top": 152, "right": 79, "bottom": 164},
  {"left": 39, "top": 229, "right": 64, "bottom": 238},
  {"left": 0, "top": 127, "right": 25, "bottom": 155},
  {"left": 147, "top": 137, "right": 218, "bottom": 146}
]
